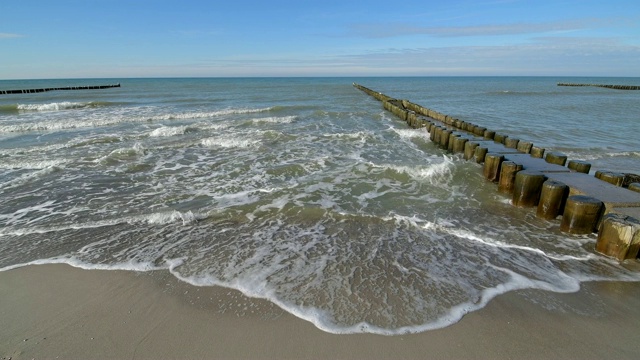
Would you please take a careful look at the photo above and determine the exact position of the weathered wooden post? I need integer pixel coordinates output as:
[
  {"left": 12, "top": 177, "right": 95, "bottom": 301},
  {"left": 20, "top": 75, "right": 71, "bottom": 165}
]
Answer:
[
  {"left": 629, "top": 183, "right": 640, "bottom": 193},
  {"left": 494, "top": 133, "right": 506, "bottom": 144},
  {"left": 536, "top": 180, "right": 569, "bottom": 220},
  {"left": 440, "top": 129, "right": 452, "bottom": 149},
  {"left": 452, "top": 136, "right": 468, "bottom": 154},
  {"left": 483, "top": 130, "right": 495, "bottom": 140},
  {"left": 464, "top": 141, "right": 479, "bottom": 160},
  {"left": 448, "top": 133, "right": 459, "bottom": 152},
  {"left": 567, "top": 160, "right": 592, "bottom": 174},
  {"left": 431, "top": 126, "right": 442, "bottom": 143},
  {"left": 475, "top": 146, "right": 489, "bottom": 164},
  {"left": 530, "top": 146, "right": 545, "bottom": 159},
  {"left": 595, "top": 171, "right": 625, "bottom": 187},
  {"left": 483, "top": 153, "right": 504, "bottom": 182},
  {"left": 560, "top": 195, "right": 604, "bottom": 234},
  {"left": 545, "top": 152, "right": 568, "bottom": 166},
  {"left": 504, "top": 137, "right": 520, "bottom": 149},
  {"left": 473, "top": 126, "right": 486, "bottom": 137},
  {"left": 595, "top": 214, "right": 640, "bottom": 261},
  {"left": 498, "top": 161, "right": 523, "bottom": 194},
  {"left": 516, "top": 141, "right": 533, "bottom": 154},
  {"left": 512, "top": 170, "right": 546, "bottom": 207}
]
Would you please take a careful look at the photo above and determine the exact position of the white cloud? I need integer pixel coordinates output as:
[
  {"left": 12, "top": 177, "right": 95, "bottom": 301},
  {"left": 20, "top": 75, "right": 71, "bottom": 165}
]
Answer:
[
  {"left": 349, "top": 18, "right": 625, "bottom": 38},
  {"left": 0, "top": 33, "right": 25, "bottom": 39}
]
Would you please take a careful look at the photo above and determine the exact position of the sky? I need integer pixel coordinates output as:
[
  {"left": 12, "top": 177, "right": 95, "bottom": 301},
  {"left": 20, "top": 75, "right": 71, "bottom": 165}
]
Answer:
[{"left": 1, "top": 0, "right": 639, "bottom": 79}]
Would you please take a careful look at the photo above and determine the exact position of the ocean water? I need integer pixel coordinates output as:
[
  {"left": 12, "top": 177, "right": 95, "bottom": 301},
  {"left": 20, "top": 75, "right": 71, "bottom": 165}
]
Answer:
[{"left": 1, "top": 77, "right": 639, "bottom": 334}]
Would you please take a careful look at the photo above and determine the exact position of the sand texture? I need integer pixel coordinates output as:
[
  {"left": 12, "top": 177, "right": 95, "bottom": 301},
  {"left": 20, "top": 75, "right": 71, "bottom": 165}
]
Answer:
[{"left": 2, "top": 264, "right": 640, "bottom": 359}]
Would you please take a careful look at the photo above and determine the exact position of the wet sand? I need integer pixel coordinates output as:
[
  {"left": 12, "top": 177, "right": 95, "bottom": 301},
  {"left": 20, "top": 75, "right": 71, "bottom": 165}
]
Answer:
[{"left": 1, "top": 264, "right": 640, "bottom": 359}]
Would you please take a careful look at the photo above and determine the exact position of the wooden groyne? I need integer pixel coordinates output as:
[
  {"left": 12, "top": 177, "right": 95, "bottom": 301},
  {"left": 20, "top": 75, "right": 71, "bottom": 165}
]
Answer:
[
  {"left": 558, "top": 83, "right": 640, "bottom": 90},
  {"left": 0, "top": 83, "right": 121, "bottom": 95},
  {"left": 354, "top": 83, "right": 640, "bottom": 261}
]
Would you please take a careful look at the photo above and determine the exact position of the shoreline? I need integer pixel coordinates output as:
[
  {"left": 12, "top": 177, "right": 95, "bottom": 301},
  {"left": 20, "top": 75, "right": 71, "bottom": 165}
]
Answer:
[{"left": 2, "top": 264, "right": 640, "bottom": 359}]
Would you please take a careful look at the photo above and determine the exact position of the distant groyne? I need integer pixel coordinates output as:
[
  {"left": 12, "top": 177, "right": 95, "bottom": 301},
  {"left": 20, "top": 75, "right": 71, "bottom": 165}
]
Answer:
[
  {"left": 354, "top": 83, "right": 640, "bottom": 262},
  {"left": 0, "top": 83, "right": 121, "bottom": 95},
  {"left": 557, "top": 83, "right": 640, "bottom": 90}
]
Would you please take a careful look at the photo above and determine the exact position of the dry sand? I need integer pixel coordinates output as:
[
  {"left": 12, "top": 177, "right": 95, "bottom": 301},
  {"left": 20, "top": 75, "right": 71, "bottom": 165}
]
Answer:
[{"left": 1, "top": 264, "right": 640, "bottom": 359}]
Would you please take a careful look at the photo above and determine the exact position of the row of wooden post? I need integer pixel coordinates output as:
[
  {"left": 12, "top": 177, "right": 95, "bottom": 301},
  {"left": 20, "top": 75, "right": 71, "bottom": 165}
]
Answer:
[
  {"left": 425, "top": 119, "right": 605, "bottom": 235},
  {"left": 0, "top": 84, "right": 121, "bottom": 95},
  {"left": 353, "top": 83, "right": 640, "bottom": 261},
  {"left": 557, "top": 83, "right": 640, "bottom": 90}
]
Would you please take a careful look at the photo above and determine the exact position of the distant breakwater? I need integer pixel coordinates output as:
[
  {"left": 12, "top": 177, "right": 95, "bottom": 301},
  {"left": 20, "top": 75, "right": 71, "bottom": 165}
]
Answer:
[
  {"left": 557, "top": 83, "right": 640, "bottom": 90},
  {"left": 0, "top": 84, "right": 121, "bottom": 95},
  {"left": 354, "top": 83, "right": 640, "bottom": 262}
]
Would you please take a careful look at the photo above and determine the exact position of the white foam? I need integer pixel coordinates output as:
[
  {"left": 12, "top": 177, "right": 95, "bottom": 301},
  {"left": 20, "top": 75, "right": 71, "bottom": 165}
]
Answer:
[
  {"left": 369, "top": 155, "right": 454, "bottom": 184},
  {"left": 252, "top": 116, "right": 297, "bottom": 124},
  {"left": 0, "top": 107, "right": 274, "bottom": 134},
  {"left": 563, "top": 150, "right": 640, "bottom": 161},
  {"left": 391, "top": 127, "right": 430, "bottom": 140},
  {"left": 0, "top": 210, "right": 206, "bottom": 237},
  {"left": 201, "top": 136, "right": 259, "bottom": 148},
  {"left": 16, "top": 102, "right": 95, "bottom": 112},
  {"left": 149, "top": 125, "right": 191, "bottom": 137},
  {"left": 0, "top": 159, "right": 68, "bottom": 170},
  {"left": 94, "top": 143, "right": 147, "bottom": 163},
  {"left": 0, "top": 165, "right": 63, "bottom": 190}
]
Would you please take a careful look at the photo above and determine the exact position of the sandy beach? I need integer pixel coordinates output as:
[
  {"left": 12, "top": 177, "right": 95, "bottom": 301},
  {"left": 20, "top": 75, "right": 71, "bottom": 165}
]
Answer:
[{"left": 1, "top": 264, "right": 639, "bottom": 359}]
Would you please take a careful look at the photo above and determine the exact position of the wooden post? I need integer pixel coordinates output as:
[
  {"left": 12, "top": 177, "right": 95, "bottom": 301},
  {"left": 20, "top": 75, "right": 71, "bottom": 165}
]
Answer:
[
  {"left": 530, "top": 146, "right": 545, "bottom": 159},
  {"left": 567, "top": 160, "right": 591, "bottom": 174},
  {"left": 464, "top": 141, "right": 479, "bottom": 160},
  {"left": 498, "top": 161, "right": 523, "bottom": 194},
  {"left": 545, "top": 152, "right": 567, "bottom": 166},
  {"left": 536, "top": 180, "right": 569, "bottom": 220},
  {"left": 431, "top": 126, "right": 441, "bottom": 143},
  {"left": 504, "top": 137, "right": 520, "bottom": 149},
  {"left": 560, "top": 195, "right": 604, "bottom": 234},
  {"left": 440, "top": 129, "right": 452, "bottom": 149},
  {"left": 494, "top": 133, "right": 506, "bottom": 144},
  {"left": 595, "top": 170, "right": 625, "bottom": 187},
  {"left": 473, "top": 126, "right": 486, "bottom": 137},
  {"left": 452, "top": 136, "right": 468, "bottom": 154},
  {"left": 475, "top": 146, "right": 488, "bottom": 164},
  {"left": 483, "top": 153, "right": 504, "bottom": 182},
  {"left": 512, "top": 170, "right": 546, "bottom": 207},
  {"left": 448, "top": 133, "right": 459, "bottom": 152},
  {"left": 516, "top": 141, "right": 533, "bottom": 154},
  {"left": 595, "top": 213, "right": 640, "bottom": 261},
  {"left": 629, "top": 183, "right": 640, "bottom": 193},
  {"left": 484, "top": 130, "right": 495, "bottom": 140}
]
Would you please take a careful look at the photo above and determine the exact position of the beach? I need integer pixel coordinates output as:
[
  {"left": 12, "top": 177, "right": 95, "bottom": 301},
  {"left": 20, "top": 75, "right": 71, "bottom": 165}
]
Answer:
[
  {"left": 2, "top": 263, "right": 640, "bottom": 359},
  {"left": 1, "top": 77, "right": 640, "bottom": 358}
]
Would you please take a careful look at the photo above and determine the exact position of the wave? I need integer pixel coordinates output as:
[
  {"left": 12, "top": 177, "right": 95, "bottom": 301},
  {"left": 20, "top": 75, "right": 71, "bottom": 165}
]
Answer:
[
  {"left": 370, "top": 155, "right": 454, "bottom": 184},
  {"left": 391, "top": 127, "right": 430, "bottom": 140},
  {"left": 251, "top": 116, "right": 297, "bottom": 124},
  {"left": 201, "top": 136, "right": 259, "bottom": 148},
  {"left": 148, "top": 125, "right": 198, "bottom": 137},
  {"left": 0, "top": 101, "right": 116, "bottom": 114},
  {"left": 0, "top": 210, "right": 205, "bottom": 237},
  {"left": 562, "top": 150, "right": 640, "bottom": 161},
  {"left": 94, "top": 143, "right": 147, "bottom": 164},
  {"left": 0, "top": 159, "right": 68, "bottom": 170},
  {"left": 0, "top": 106, "right": 275, "bottom": 134},
  {"left": 0, "top": 165, "right": 63, "bottom": 190}
]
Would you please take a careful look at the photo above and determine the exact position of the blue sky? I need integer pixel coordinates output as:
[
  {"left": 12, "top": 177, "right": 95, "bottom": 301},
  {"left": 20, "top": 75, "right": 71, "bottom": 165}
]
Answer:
[{"left": 1, "top": 0, "right": 639, "bottom": 78}]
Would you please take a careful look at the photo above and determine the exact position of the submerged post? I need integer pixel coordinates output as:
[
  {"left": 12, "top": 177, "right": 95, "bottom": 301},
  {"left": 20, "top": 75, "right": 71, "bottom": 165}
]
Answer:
[
  {"left": 560, "top": 196, "right": 604, "bottom": 234},
  {"left": 596, "top": 214, "right": 640, "bottom": 260},
  {"left": 536, "top": 180, "right": 569, "bottom": 220},
  {"left": 512, "top": 170, "right": 546, "bottom": 207},
  {"left": 498, "top": 161, "right": 523, "bottom": 194}
]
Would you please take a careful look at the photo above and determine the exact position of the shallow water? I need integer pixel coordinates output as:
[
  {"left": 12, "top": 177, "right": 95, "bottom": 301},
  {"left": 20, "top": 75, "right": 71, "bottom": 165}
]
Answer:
[{"left": 1, "top": 77, "right": 639, "bottom": 334}]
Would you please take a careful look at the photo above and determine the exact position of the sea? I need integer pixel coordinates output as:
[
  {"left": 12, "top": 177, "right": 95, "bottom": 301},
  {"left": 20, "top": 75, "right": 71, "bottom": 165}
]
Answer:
[{"left": 1, "top": 77, "right": 639, "bottom": 335}]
